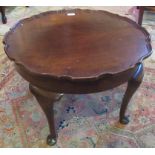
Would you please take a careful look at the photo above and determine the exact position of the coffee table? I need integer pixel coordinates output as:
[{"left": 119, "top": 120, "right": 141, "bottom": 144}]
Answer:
[{"left": 3, "top": 9, "right": 152, "bottom": 146}]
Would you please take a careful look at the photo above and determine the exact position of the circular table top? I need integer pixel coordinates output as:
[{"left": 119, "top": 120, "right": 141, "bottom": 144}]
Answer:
[{"left": 3, "top": 9, "right": 152, "bottom": 81}]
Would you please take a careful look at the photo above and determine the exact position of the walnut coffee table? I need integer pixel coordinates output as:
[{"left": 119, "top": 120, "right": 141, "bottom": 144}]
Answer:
[{"left": 3, "top": 9, "right": 152, "bottom": 146}]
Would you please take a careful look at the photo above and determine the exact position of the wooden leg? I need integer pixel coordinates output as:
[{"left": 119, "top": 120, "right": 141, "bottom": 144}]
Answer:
[
  {"left": 138, "top": 6, "right": 144, "bottom": 25},
  {"left": 0, "top": 6, "right": 7, "bottom": 24},
  {"left": 119, "top": 63, "right": 144, "bottom": 124},
  {"left": 29, "top": 84, "right": 63, "bottom": 146}
]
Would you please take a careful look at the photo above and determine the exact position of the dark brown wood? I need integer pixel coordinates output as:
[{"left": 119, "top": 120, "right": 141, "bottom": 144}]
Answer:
[
  {"left": 3, "top": 9, "right": 152, "bottom": 145},
  {"left": 29, "top": 84, "right": 63, "bottom": 146},
  {"left": 120, "top": 63, "right": 144, "bottom": 124},
  {"left": 3, "top": 9, "right": 152, "bottom": 81},
  {"left": 138, "top": 7, "right": 144, "bottom": 25},
  {"left": 15, "top": 63, "right": 139, "bottom": 94},
  {"left": 0, "top": 6, "right": 7, "bottom": 24}
]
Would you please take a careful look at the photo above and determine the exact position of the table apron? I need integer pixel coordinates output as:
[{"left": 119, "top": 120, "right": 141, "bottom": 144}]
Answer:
[{"left": 15, "top": 64, "right": 139, "bottom": 94}]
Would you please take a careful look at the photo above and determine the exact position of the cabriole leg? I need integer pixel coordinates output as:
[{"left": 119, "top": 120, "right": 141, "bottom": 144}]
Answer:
[
  {"left": 29, "top": 84, "right": 63, "bottom": 146},
  {"left": 119, "top": 63, "right": 144, "bottom": 124}
]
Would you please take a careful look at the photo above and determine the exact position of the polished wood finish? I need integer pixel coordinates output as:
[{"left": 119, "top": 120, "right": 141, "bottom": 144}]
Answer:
[
  {"left": 29, "top": 84, "right": 63, "bottom": 145},
  {"left": 4, "top": 9, "right": 151, "bottom": 80},
  {"left": 119, "top": 63, "right": 144, "bottom": 124},
  {"left": 3, "top": 9, "right": 152, "bottom": 145}
]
